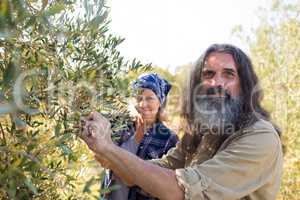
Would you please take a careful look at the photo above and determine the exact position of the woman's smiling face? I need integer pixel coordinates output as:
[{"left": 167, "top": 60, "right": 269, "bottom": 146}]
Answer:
[{"left": 135, "top": 88, "right": 160, "bottom": 125}]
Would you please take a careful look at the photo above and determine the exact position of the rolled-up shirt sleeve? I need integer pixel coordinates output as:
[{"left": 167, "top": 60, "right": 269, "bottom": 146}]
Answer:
[{"left": 175, "top": 126, "right": 283, "bottom": 200}]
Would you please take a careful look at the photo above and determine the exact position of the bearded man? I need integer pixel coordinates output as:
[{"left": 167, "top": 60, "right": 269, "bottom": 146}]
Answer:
[{"left": 79, "top": 44, "right": 283, "bottom": 200}]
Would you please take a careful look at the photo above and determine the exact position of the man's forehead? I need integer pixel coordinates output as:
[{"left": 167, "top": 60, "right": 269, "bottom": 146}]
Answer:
[
  {"left": 202, "top": 62, "right": 236, "bottom": 71},
  {"left": 203, "top": 52, "right": 237, "bottom": 70}
]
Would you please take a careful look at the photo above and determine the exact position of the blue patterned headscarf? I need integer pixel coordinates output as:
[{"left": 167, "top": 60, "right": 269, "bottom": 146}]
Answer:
[{"left": 132, "top": 73, "right": 172, "bottom": 105}]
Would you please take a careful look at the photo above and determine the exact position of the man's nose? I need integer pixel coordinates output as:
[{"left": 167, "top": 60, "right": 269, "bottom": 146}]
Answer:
[{"left": 211, "top": 74, "right": 225, "bottom": 88}]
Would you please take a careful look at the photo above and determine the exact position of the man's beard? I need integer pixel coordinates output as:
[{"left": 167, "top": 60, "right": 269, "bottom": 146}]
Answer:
[{"left": 193, "top": 88, "right": 243, "bottom": 136}]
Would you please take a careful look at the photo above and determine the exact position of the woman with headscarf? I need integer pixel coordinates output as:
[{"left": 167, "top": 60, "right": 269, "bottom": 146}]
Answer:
[{"left": 101, "top": 73, "right": 178, "bottom": 200}]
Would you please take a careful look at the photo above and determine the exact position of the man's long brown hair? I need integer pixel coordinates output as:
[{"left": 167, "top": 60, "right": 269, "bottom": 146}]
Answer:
[{"left": 181, "top": 44, "right": 280, "bottom": 137}]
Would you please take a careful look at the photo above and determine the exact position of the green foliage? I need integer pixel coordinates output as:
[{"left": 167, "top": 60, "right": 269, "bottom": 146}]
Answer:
[{"left": 0, "top": 0, "right": 149, "bottom": 199}]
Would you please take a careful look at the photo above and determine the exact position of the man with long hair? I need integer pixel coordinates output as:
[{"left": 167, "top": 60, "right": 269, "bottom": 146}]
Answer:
[{"left": 80, "top": 44, "right": 283, "bottom": 200}]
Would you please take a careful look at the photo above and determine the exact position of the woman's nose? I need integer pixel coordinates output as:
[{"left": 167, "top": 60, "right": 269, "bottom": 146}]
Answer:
[{"left": 138, "top": 98, "right": 148, "bottom": 108}]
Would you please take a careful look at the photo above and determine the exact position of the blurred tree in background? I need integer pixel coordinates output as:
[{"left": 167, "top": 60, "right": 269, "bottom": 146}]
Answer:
[
  {"left": 239, "top": 0, "right": 300, "bottom": 199},
  {"left": 0, "top": 0, "right": 149, "bottom": 199},
  {"left": 218, "top": 0, "right": 300, "bottom": 198}
]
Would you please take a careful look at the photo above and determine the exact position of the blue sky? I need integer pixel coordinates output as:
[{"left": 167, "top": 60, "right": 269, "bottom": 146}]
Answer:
[{"left": 108, "top": 0, "right": 271, "bottom": 72}]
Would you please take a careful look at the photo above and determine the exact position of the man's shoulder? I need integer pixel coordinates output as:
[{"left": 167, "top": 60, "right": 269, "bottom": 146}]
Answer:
[
  {"left": 237, "top": 119, "right": 281, "bottom": 150},
  {"left": 221, "top": 119, "right": 281, "bottom": 151},
  {"left": 243, "top": 118, "right": 278, "bottom": 135}
]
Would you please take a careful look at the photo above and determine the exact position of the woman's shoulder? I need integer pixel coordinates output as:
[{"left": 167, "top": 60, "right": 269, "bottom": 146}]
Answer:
[{"left": 152, "top": 122, "right": 178, "bottom": 140}]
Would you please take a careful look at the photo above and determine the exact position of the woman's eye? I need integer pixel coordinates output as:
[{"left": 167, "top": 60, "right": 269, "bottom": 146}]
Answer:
[
  {"left": 136, "top": 96, "right": 143, "bottom": 102},
  {"left": 146, "top": 97, "right": 155, "bottom": 101}
]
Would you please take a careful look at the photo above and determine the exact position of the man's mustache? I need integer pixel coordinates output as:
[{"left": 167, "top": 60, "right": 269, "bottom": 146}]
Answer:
[{"left": 204, "top": 86, "right": 231, "bottom": 99}]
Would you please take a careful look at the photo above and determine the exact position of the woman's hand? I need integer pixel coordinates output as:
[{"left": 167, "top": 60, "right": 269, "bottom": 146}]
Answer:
[
  {"left": 79, "top": 112, "right": 114, "bottom": 155},
  {"left": 134, "top": 112, "right": 145, "bottom": 143}
]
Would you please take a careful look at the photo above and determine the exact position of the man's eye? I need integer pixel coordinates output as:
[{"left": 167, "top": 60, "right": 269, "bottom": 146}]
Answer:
[
  {"left": 225, "top": 71, "right": 235, "bottom": 78},
  {"left": 202, "top": 71, "right": 214, "bottom": 78}
]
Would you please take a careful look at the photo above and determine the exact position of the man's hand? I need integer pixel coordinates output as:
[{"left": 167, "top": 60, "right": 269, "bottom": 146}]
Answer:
[
  {"left": 79, "top": 112, "right": 184, "bottom": 200},
  {"left": 79, "top": 112, "right": 114, "bottom": 155}
]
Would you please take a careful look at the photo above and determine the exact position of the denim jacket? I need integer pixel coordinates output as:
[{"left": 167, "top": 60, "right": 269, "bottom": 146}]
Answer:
[{"left": 101, "top": 122, "right": 178, "bottom": 200}]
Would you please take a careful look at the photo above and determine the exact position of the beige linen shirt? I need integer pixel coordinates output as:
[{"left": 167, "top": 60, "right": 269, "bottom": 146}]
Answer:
[{"left": 151, "top": 119, "right": 283, "bottom": 200}]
